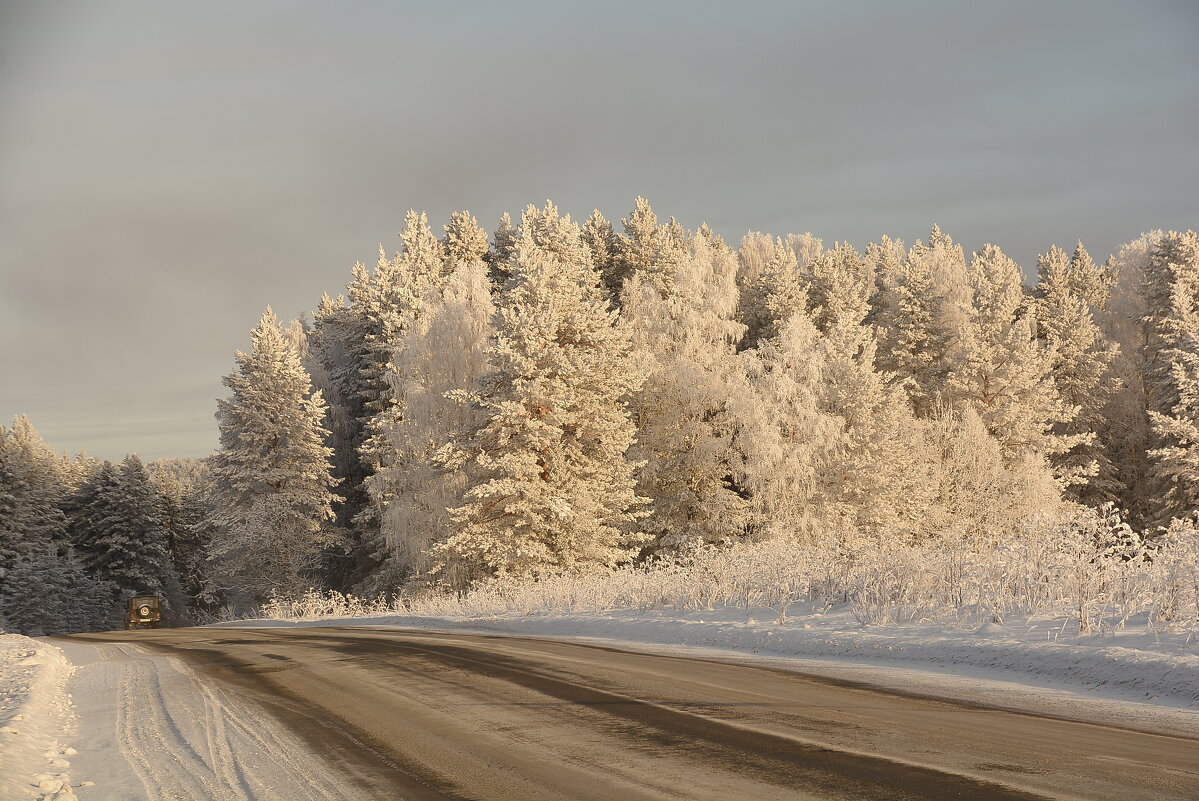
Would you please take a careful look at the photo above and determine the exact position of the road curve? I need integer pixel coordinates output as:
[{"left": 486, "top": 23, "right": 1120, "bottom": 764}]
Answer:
[{"left": 67, "top": 627, "right": 1199, "bottom": 801}]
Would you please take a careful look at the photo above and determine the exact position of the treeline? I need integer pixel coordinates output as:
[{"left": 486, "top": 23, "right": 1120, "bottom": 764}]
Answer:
[
  {"left": 204, "top": 199, "right": 1199, "bottom": 601},
  {"left": 3, "top": 198, "right": 1197, "bottom": 630},
  {"left": 0, "top": 419, "right": 215, "bottom": 633}
]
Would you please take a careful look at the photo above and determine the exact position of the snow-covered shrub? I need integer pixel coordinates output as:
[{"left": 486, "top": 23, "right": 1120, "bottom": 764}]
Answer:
[{"left": 250, "top": 506, "right": 1199, "bottom": 639}]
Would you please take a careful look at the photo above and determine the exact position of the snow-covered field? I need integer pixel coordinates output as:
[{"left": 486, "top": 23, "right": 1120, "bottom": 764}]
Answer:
[
  {"left": 214, "top": 604, "right": 1199, "bottom": 738},
  {"left": 0, "top": 635, "right": 79, "bottom": 801}
]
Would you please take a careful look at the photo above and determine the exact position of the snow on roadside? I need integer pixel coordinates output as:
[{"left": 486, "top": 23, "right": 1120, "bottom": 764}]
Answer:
[
  {"left": 0, "top": 635, "right": 79, "bottom": 801},
  {"left": 212, "top": 606, "right": 1199, "bottom": 734}
]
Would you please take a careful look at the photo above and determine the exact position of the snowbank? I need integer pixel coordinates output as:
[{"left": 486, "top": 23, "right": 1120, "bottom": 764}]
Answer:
[
  {"left": 213, "top": 605, "right": 1199, "bottom": 734},
  {"left": 0, "top": 635, "right": 78, "bottom": 800}
]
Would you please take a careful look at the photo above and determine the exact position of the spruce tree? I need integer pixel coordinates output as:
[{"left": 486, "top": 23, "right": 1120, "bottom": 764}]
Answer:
[
  {"left": 207, "top": 308, "right": 341, "bottom": 599},
  {"left": 83, "top": 455, "right": 181, "bottom": 603},
  {"left": 149, "top": 460, "right": 217, "bottom": 619}
]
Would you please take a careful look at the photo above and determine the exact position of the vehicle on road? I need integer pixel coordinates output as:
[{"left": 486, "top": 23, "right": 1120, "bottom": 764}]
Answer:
[{"left": 125, "top": 595, "right": 162, "bottom": 629}]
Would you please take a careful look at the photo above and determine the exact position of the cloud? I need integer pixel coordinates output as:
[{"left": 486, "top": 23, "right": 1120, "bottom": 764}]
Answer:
[{"left": 1, "top": 0, "right": 1195, "bottom": 459}]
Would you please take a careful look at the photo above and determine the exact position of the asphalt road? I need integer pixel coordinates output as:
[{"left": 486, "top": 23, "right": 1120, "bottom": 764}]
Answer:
[{"left": 68, "top": 627, "right": 1199, "bottom": 801}]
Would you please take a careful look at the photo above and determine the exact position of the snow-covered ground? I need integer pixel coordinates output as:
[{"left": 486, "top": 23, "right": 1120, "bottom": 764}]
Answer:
[
  {"left": 214, "top": 604, "right": 1199, "bottom": 738},
  {"left": 0, "top": 635, "right": 79, "bottom": 801},
  {"left": 45, "top": 639, "right": 356, "bottom": 801}
]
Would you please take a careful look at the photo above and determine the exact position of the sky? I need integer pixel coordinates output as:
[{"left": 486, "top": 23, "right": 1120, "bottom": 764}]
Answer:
[{"left": 1, "top": 0, "right": 1197, "bottom": 462}]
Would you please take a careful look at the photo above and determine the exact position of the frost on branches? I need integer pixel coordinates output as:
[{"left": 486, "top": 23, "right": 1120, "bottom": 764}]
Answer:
[
  {"left": 206, "top": 308, "right": 342, "bottom": 599},
  {"left": 435, "top": 204, "right": 647, "bottom": 583},
  {"left": 18, "top": 198, "right": 1199, "bottom": 630}
]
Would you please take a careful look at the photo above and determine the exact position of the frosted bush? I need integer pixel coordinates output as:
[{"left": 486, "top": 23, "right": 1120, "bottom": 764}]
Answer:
[{"left": 248, "top": 507, "right": 1199, "bottom": 638}]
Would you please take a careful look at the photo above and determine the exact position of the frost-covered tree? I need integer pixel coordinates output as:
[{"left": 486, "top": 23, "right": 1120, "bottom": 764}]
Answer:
[
  {"left": 1147, "top": 232, "right": 1199, "bottom": 523},
  {"left": 888, "top": 226, "right": 972, "bottom": 414},
  {"left": 486, "top": 211, "right": 520, "bottom": 286},
  {"left": 149, "top": 459, "right": 218, "bottom": 618},
  {"left": 582, "top": 209, "right": 620, "bottom": 295},
  {"left": 737, "top": 232, "right": 806, "bottom": 346},
  {"left": 922, "top": 406, "right": 1062, "bottom": 537},
  {"left": 364, "top": 259, "right": 496, "bottom": 591},
  {"left": 784, "top": 232, "right": 824, "bottom": 275},
  {"left": 1036, "top": 245, "right": 1121, "bottom": 501},
  {"left": 309, "top": 212, "right": 447, "bottom": 588},
  {"left": 437, "top": 212, "right": 647, "bottom": 583},
  {"left": 207, "top": 308, "right": 342, "bottom": 599},
  {"left": 1103, "top": 232, "right": 1165, "bottom": 523},
  {"left": 66, "top": 460, "right": 120, "bottom": 560},
  {"left": 622, "top": 226, "right": 749, "bottom": 553},
  {"left": 865, "top": 235, "right": 907, "bottom": 339},
  {"left": 615, "top": 197, "right": 686, "bottom": 296},
  {"left": 736, "top": 312, "right": 842, "bottom": 541},
  {"left": 0, "top": 416, "right": 69, "bottom": 589},
  {"left": 443, "top": 210, "right": 489, "bottom": 269},
  {"left": 812, "top": 253, "right": 931, "bottom": 535},
  {"left": 1, "top": 552, "right": 116, "bottom": 635},
  {"left": 80, "top": 455, "right": 182, "bottom": 609},
  {"left": 807, "top": 242, "right": 873, "bottom": 335},
  {"left": 947, "top": 243, "right": 1073, "bottom": 464}
]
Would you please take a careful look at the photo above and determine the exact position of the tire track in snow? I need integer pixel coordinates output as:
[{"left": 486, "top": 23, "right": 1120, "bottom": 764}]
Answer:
[{"left": 98, "top": 642, "right": 350, "bottom": 801}]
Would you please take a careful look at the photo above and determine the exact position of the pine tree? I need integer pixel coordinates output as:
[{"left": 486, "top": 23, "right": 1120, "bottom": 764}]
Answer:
[
  {"left": 807, "top": 242, "right": 873, "bottom": 334},
  {"left": 622, "top": 226, "right": 750, "bottom": 553},
  {"left": 207, "top": 308, "right": 342, "bottom": 599},
  {"left": 1036, "top": 245, "right": 1122, "bottom": 502},
  {"left": 865, "top": 235, "right": 907, "bottom": 342},
  {"left": 436, "top": 213, "right": 647, "bottom": 583},
  {"left": 1144, "top": 232, "right": 1199, "bottom": 429}
]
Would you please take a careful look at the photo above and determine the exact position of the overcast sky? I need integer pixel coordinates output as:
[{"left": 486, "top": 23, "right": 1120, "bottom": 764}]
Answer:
[{"left": 1, "top": 0, "right": 1196, "bottom": 462}]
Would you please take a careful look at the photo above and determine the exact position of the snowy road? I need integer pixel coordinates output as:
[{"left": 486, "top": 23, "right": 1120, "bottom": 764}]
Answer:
[
  {"left": 61, "top": 627, "right": 1199, "bottom": 801},
  {"left": 51, "top": 638, "right": 357, "bottom": 801}
]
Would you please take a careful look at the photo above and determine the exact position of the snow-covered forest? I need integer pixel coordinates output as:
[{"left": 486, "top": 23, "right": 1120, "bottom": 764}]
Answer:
[{"left": 3, "top": 199, "right": 1198, "bottom": 635}]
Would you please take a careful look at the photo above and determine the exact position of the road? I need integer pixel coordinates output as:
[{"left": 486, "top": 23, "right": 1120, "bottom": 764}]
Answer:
[{"left": 65, "top": 626, "right": 1199, "bottom": 801}]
